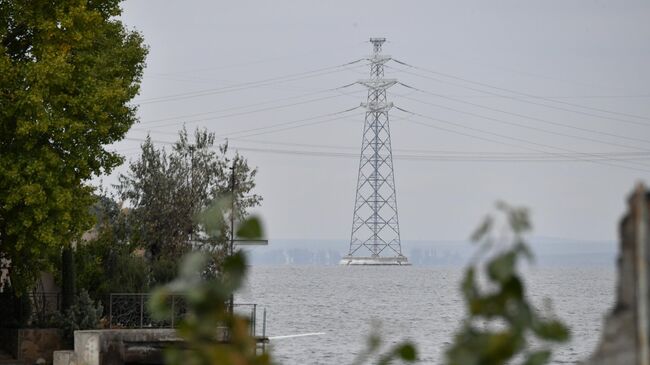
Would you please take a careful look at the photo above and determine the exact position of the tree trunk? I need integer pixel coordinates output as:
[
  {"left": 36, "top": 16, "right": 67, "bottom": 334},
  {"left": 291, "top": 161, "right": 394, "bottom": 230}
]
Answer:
[{"left": 61, "top": 246, "right": 76, "bottom": 311}]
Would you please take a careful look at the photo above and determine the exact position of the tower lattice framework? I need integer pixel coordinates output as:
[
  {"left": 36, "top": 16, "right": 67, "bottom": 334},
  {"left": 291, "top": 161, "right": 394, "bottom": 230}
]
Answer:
[{"left": 341, "top": 38, "right": 408, "bottom": 265}]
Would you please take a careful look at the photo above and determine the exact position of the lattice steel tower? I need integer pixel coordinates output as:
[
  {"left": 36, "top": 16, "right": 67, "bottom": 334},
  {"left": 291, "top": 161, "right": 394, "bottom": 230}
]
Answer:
[{"left": 340, "top": 38, "right": 409, "bottom": 266}]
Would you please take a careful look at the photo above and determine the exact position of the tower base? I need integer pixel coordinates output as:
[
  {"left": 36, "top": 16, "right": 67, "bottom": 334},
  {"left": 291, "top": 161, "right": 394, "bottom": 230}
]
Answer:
[{"left": 339, "top": 256, "right": 410, "bottom": 266}]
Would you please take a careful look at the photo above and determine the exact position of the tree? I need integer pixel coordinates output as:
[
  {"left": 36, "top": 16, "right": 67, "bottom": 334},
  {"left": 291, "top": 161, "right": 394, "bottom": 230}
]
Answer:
[
  {"left": 74, "top": 194, "right": 148, "bottom": 308},
  {"left": 118, "top": 128, "right": 261, "bottom": 283},
  {"left": 0, "top": 0, "right": 147, "bottom": 292}
]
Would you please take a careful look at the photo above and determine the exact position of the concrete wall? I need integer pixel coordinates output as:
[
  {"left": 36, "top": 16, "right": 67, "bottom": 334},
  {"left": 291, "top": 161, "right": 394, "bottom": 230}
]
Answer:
[
  {"left": 0, "top": 328, "right": 63, "bottom": 364},
  {"left": 19, "top": 329, "right": 63, "bottom": 364},
  {"left": 53, "top": 328, "right": 233, "bottom": 365},
  {"left": 585, "top": 184, "right": 650, "bottom": 364},
  {"left": 55, "top": 329, "right": 181, "bottom": 365}
]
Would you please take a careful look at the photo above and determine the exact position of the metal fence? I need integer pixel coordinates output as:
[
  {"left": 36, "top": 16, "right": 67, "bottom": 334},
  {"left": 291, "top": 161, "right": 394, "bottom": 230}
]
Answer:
[{"left": 108, "top": 293, "right": 265, "bottom": 337}]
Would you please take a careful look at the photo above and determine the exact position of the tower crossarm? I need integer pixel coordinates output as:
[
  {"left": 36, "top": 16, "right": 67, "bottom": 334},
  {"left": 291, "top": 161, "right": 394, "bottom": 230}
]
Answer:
[
  {"left": 365, "top": 55, "right": 392, "bottom": 64},
  {"left": 357, "top": 79, "right": 397, "bottom": 89},
  {"left": 360, "top": 101, "right": 394, "bottom": 113}
]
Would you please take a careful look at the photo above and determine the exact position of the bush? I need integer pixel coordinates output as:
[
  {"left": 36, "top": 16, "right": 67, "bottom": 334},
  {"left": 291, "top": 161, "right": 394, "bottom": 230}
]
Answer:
[
  {"left": 53, "top": 290, "right": 102, "bottom": 344},
  {"left": 75, "top": 228, "right": 148, "bottom": 309}
]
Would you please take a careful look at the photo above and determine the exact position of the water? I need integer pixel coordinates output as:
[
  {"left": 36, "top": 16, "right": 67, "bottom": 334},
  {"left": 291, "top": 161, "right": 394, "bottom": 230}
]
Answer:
[{"left": 238, "top": 266, "right": 616, "bottom": 364}]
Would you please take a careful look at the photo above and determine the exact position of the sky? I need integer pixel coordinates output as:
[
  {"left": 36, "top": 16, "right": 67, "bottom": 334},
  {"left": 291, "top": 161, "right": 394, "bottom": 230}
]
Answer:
[{"left": 107, "top": 0, "right": 650, "bottom": 245}]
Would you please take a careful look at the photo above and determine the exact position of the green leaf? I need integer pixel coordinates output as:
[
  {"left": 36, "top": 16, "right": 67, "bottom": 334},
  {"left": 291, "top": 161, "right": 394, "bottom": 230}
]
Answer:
[
  {"left": 148, "top": 288, "right": 172, "bottom": 321},
  {"left": 195, "top": 198, "right": 229, "bottom": 238},
  {"left": 236, "top": 215, "right": 263, "bottom": 239},
  {"left": 470, "top": 215, "right": 493, "bottom": 242},
  {"left": 522, "top": 350, "right": 551, "bottom": 365},
  {"left": 396, "top": 343, "right": 417, "bottom": 361},
  {"left": 487, "top": 252, "right": 516, "bottom": 282},
  {"left": 532, "top": 319, "right": 570, "bottom": 342},
  {"left": 179, "top": 252, "right": 208, "bottom": 280}
]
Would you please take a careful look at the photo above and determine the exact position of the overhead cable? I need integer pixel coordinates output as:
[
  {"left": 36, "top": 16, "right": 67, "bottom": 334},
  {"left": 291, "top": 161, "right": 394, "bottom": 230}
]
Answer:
[
  {"left": 228, "top": 138, "right": 650, "bottom": 158},
  {"left": 135, "top": 59, "right": 366, "bottom": 104},
  {"left": 119, "top": 137, "right": 650, "bottom": 163},
  {"left": 134, "top": 105, "right": 362, "bottom": 139},
  {"left": 388, "top": 63, "right": 650, "bottom": 128},
  {"left": 392, "top": 58, "right": 650, "bottom": 123},
  {"left": 133, "top": 92, "right": 363, "bottom": 131},
  {"left": 394, "top": 106, "right": 650, "bottom": 173},
  {"left": 395, "top": 86, "right": 650, "bottom": 152}
]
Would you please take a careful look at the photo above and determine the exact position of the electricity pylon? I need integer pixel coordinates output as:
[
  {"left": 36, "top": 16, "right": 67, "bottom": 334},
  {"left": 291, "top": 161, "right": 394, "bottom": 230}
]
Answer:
[{"left": 340, "top": 38, "right": 409, "bottom": 266}]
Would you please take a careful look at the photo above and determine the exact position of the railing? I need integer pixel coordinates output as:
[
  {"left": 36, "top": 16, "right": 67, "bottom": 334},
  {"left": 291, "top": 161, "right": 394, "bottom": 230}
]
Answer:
[
  {"left": 108, "top": 293, "right": 184, "bottom": 329},
  {"left": 108, "top": 293, "right": 266, "bottom": 338}
]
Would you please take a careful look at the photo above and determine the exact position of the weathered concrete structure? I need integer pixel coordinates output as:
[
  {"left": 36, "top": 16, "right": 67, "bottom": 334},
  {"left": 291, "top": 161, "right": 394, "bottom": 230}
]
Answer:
[
  {"left": 0, "top": 328, "right": 62, "bottom": 365},
  {"left": 586, "top": 184, "right": 650, "bottom": 365},
  {"left": 53, "top": 329, "right": 184, "bottom": 365}
]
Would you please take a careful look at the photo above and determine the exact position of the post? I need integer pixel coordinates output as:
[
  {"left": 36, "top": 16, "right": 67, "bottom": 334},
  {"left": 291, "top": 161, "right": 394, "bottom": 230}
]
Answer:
[
  {"left": 171, "top": 295, "right": 175, "bottom": 328},
  {"left": 229, "top": 157, "right": 237, "bottom": 316},
  {"left": 109, "top": 294, "right": 113, "bottom": 329},
  {"left": 262, "top": 308, "right": 267, "bottom": 353},
  {"left": 140, "top": 294, "right": 144, "bottom": 328},
  {"left": 635, "top": 184, "right": 650, "bottom": 365},
  {"left": 253, "top": 304, "right": 257, "bottom": 336}
]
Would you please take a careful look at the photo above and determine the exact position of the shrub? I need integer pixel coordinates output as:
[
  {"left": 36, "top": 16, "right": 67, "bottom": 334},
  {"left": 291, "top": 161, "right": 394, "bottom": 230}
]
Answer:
[{"left": 53, "top": 290, "right": 103, "bottom": 344}]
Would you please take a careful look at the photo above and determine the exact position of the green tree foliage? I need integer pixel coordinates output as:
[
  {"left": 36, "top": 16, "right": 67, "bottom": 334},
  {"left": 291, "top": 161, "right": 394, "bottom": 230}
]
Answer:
[
  {"left": 445, "top": 202, "right": 570, "bottom": 365},
  {"left": 74, "top": 194, "right": 148, "bottom": 306},
  {"left": 0, "top": 0, "right": 147, "bottom": 292},
  {"left": 118, "top": 128, "right": 261, "bottom": 282}
]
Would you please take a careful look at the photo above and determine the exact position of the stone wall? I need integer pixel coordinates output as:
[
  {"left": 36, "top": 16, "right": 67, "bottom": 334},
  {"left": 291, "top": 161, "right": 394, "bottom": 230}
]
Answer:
[
  {"left": 585, "top": 184, "right": 650, "bottom": 364},
  {"left": 53, "top": 328, "right": 232, "bottom": 365},
  {"left": 54, "top": 329, "right": 182, "bottom": 365},
  {"left": 0, "top": 328, "right": 63, "bottom": 364},
  {"left": 19, "top": 329, "right": 63, "bottom": 364}
]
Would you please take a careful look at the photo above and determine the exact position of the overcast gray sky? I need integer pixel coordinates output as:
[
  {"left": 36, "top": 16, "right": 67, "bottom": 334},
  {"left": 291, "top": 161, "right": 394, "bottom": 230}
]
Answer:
[{"left": 108, "top": 0, "right": 650, "bottom": 243}]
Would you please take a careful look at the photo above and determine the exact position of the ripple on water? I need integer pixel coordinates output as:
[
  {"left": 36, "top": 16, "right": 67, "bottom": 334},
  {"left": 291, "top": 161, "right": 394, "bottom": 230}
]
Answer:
[{"left": 239, "top": 266, "right": 615, "bottom": 364}]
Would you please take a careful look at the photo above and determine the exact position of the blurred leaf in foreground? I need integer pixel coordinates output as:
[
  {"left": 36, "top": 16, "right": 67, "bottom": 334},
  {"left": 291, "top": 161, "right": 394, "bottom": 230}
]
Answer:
[
  {"left": 148, "top": 215, "right": 270, "bottom": 365},
  {"left": 445, "top": 202, "right": 570, "bottom": 365}
]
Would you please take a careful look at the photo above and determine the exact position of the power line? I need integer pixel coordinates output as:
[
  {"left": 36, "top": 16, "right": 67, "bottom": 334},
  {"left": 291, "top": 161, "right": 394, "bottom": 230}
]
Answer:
[
  {"left": 397, "top": 83, "right": 650, "bottom": 148},
  {"left": 138, "top": 87, "right": 362, "bottom": 126},
  {"left": 224, "top": 146, "right": 650, "bottom": 162},
  {"left": 394, "top": 106, "right": 650, "bottom": 173},
  {"left": 119, "top": 138, "right": 650, "bottom": 163},
  {"left": 227, "top": 113, "right": 359, "bottom": 139},
  {"left": 135, "top": 59, "right": 366, "bottom": 104},
  {"left": 134, "top": 105, "right": 362, "bottom": 140},
  {"left": 450, "top": 94, "right": 650, "bottom": 99},
  {"left": 395, "top": 89, "right": 650, "bottom": 154},
  {"left": 391, "top": 58, "right": 650, "bottom": 123},
  {"left": 122, "top": 134, "right": 650, "bottom": 159},
  {"left": 228, "top": 138, "right": 650, "bottom": 159},
  {"left": 387, "top": 63, "right": 650, "bottom": 128},
  {"left": 132, "top": 91, "right": 363, "bottom": 131}
]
